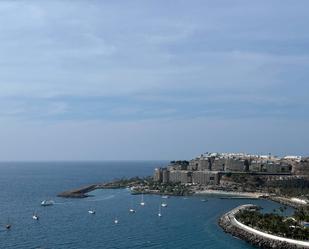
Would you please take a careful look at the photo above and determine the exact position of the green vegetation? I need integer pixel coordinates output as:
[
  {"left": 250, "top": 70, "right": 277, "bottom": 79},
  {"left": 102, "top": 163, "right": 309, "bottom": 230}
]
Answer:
[
  {"left": 104, "top": 177, "right": 191, "bottom": 196},
  {"left": 236, "top": 209, "right": 309, "bottom": 241},
  {"left": 148, "top": 181, "right": 191, "bottom": 196},
  {"left": 294, "top": 206, "right": 309, "bottom": 222},
  {"left": 102, "top": 176, "right": 151, "bottom": 188}
]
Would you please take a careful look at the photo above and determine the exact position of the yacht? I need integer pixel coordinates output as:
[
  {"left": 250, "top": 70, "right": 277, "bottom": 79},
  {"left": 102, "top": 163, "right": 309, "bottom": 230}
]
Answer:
[
  {"left": 161, "top": 203, "right": 168, "bottom": 207},
  {"left": 88, "top": 210, "right": 96, "bottom": 214},
  {"left": 140, "top": 194, "right": 145, "bottom": 206},
  {"left": 158, "top": 205, "right": 162, "bottom": 217},
  {"left": 41, "top": 200, "right": 54, "bottom": 206}
]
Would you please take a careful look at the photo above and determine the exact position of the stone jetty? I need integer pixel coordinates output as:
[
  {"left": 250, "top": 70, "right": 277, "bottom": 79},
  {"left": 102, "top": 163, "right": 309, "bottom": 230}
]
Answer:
[{"left": 219, "top": 204, "right": 309, "bottom": 249}]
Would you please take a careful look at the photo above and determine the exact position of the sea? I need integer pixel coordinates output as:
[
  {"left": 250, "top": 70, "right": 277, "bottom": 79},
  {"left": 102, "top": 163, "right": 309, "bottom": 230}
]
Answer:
[{"left": 0, "top": 161, "right": 293, "bottom": 249}]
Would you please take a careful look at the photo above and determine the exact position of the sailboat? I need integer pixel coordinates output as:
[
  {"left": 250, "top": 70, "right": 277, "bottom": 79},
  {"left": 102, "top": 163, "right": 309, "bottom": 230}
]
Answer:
[
  {"left": 5, "top": 218, "right": 11, "bottom": 230},
  {"left": 114, "top": 218, "right": 119, "bottom": 224},
  {"left": 140, "top": 193, "right": 145, "bottom": 206},
  {"left": 158, "top": 205, "right": 162, "bottom": 217},
  {"left": 32, "top": 212, "right": 39, "bottom": 220},
  {"left": 129, "top": 199, "right": 136, "bottom": 213}
]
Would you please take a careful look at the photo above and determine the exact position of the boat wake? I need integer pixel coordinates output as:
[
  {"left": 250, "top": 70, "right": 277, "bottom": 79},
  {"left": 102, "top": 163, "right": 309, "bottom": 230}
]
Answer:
[{"left": 86, "top": 195, "right": 115, "bottom": 202}]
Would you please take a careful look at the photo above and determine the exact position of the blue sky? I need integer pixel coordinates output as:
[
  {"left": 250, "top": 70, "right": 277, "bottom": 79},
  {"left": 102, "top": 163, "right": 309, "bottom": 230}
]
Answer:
[{"left": 0, "top": 1, "right": 308, "bottom": 160}]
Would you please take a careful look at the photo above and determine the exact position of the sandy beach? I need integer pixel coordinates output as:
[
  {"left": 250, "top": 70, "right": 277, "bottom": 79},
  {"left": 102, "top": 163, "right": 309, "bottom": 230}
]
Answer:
[{"left": 194, "top": 189, "right": 268, "bottom": 198}]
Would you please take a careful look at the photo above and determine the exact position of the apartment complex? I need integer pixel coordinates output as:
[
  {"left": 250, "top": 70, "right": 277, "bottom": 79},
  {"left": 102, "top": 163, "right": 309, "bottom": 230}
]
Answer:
[{"left": 153, "top": 152, "right": 299, "bottom": 186}]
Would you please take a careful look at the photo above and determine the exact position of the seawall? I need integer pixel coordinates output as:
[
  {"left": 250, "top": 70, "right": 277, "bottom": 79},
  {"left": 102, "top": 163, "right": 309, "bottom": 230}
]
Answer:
[{"left": 218, "top": 204, "right": 309, "bottom": 249}]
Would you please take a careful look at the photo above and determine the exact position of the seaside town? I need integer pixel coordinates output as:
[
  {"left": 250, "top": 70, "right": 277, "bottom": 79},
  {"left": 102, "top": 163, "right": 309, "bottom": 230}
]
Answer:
[
  {"left": 153, "top": 152, "right": 307, "bottom": 185},
  {"left": 59, "top": 151, "right": 309, "bottom": 200},
  {"left": 57, "top": 152, "right": 309, "bottom": 249}
]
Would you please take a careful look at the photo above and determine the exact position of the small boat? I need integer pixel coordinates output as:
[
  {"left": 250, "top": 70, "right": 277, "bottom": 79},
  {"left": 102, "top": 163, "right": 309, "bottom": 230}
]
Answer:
[
  {"left": 88, "top": 210, "right": 96, "bottom": 214},
  {"left": 158, "top": 205, "right": 162, "bottom": 217},
  {"left": 32, "top": 213, "right": 39, "bottom": 220},
  {"left": 201, "top": 199, "right": 208, "bottom": 202},
  {"left": 114, "top": 218, "right": 119, "bottom": 224},
  {"left": 129, "top": 199, "right": 136, "bottom": 213},
  {"left": 41, "top": 200, "right": 54, "bottom": 206},
  {"left": 5, "top": 218, "right": 11, "bottom": 230},
  {"left": 140, "top": 194, "right": 145, "bottom": 206},
  {"left": 161, "top": 195, "right": 169, "bottom": 199},
  {"left": 161, "top": 203, "right": 168, "bottom": 207}
]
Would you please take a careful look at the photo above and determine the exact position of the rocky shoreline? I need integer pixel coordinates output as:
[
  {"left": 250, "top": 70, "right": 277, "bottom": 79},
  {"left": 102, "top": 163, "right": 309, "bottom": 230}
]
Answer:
[
  {"left": 218, "top": 205, "right": 309, "bottom": 249},
  {"left": 57, "top": 184, "right": 98, "bottom": 198},
  {"left": 57, "top": 177, "right": 192, "bottom": 198}
]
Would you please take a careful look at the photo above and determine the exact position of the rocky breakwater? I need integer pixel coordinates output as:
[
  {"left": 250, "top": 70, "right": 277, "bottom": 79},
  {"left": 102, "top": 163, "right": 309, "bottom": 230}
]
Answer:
[
  {"left": 57, "top": 184, "right": 98, "bottom": 198},
  {"left": 57, "top": 178, "right": 144, "bottom": 198},
  {"left": 219, "top": 204, "right": 309, "bottom": 249}
]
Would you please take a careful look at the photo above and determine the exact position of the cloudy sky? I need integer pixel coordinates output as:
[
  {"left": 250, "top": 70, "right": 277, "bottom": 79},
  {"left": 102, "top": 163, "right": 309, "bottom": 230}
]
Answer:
[{"left": 0, "top": 0, "right": 308, "bottom": 160}]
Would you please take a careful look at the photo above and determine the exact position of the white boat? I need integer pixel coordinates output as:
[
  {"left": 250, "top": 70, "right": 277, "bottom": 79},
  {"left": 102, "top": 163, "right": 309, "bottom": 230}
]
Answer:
[
  {"left": 129, "top": 208, "right": 136, "bottom": 213},
  {"left": 140, "top": 194, "right": 145, "bottom": 206},
  {"left": 41, "top": 200, "right": 54, "bottom": 206},
  {"left": 161, "top": 195, "right": 169, "bottom": 199},
  {"left": 158, "top": 205, "right": 162, "bottom": 217},
  {"left": 161, "top": 203, "right": 168, "bottom": 207},
  {"left": 32, "top": 213, "right": 39, "bottom": 220},
  {"left": 114, "top": 218, "right": 119, "bottom": 224},
  {"left": 88, "top": 210, "right": 96, "bottom": 214}
]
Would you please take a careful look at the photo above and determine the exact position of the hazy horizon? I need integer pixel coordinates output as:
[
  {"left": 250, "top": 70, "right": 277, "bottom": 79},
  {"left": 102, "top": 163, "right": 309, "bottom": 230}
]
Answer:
[{"left": 0, "top": 1, "right": 308, "bottom": 161}]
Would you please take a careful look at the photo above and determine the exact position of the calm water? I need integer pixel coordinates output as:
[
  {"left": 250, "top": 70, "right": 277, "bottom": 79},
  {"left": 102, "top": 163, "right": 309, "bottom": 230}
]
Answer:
[{"left": 0, "top": 162, "right": 292, "bottom": 249}]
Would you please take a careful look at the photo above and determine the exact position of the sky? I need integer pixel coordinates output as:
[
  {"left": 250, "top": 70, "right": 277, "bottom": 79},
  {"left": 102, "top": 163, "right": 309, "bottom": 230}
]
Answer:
[{"left": 0, "top": 0, "right": 308, "bottom": 161}]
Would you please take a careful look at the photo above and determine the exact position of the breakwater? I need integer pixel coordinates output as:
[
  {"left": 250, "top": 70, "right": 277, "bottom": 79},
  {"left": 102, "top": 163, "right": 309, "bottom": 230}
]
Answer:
[
  {"left": 219, "top": 205, "right": 309, "bottom": 249},
  {"left": 57, "top": 184, "right": 98, "bottom": 198}
]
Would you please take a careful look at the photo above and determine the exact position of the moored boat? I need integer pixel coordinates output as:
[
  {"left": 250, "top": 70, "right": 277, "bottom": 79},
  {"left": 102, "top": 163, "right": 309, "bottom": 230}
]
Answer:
[
  {"left": 140, "top": 194, "right": 145, "bottom": 206},
  {"left": 88, "top": 210, "right": 96, "bottom": 214},
  {"left": 32, "top": 213, "right": 39, "bottom": 220},
  {"left": 158, "top": 205, "right": 162, "bottom": 217}
]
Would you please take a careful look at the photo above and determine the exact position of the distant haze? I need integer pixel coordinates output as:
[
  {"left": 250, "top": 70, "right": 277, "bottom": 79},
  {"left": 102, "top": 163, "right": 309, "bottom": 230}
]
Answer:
[{"left": 0, "top": 1, "right": 308, "bottom": 161}]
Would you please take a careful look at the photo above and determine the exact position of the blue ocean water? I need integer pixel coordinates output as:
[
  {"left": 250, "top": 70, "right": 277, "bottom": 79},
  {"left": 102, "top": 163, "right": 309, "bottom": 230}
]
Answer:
[{"left": 0, "top": 161, "right": 292, "bottom": 249}]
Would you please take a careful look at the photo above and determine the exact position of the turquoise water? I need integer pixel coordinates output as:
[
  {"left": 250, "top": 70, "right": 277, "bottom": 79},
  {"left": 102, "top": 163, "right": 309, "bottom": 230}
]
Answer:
[{"left": 0, "top": 162, "right": 292, "bottom": 249}]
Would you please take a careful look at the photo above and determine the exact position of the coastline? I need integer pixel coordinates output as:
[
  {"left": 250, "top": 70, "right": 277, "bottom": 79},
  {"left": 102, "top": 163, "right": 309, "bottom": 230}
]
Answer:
[
  {"left": 194, "top": 189, "right": 267, "bottom": 198},
  {"left": 57, "top": 181, "right": 306, "bottom": 209},
  {"left": 219, "top": 205, "right": 309, "bottom": 249}
]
